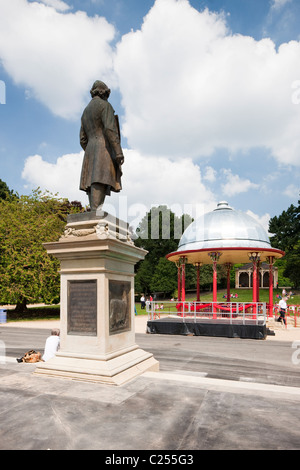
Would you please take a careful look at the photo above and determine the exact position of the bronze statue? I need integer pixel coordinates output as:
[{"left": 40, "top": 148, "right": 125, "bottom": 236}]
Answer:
[{"left": 79, "top": 81, "right": 124, "bottom": 211}]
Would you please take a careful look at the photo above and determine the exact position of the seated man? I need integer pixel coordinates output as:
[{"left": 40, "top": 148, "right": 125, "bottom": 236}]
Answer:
[
  {"left": 42, "top": 328, "right": 60, "bottom": 362},
  {"left": 16, "top": 329, "right": 60, "bottom": 363}
]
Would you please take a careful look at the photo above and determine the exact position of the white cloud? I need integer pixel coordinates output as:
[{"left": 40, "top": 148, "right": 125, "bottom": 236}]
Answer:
[
  {"left": 2, "top": 0, "right": 300, "bottom": 168},
  {"left": 221, "top": 169, "right": 259, "bottom": 196},
  {"left": 22, "top": 152, "right": 84, "bottom": 203},
  {"left": 21, "top": 148, "right": 217, "bottom": 225},
  {"left": 0, "top": 0, "right": 116, "bottom": 119},
  {"left": 2, "top": 0, "right": 300, "bottom": 223},
  {"left": 203, "top": 166, "right": 217, "bottom": 183},
  {"left": 246, "top": 210, "right": 271, "bottom": 236},
  {"left": 36, "top": 0, "right": 70, "bottom": 11},
  {"left": 120, "top": 149, "right": 216, "bottom": 212},
  {"left": 283, "top": 183, "right": 299, "bottom": 199},
  {"left": 114, "top": 0, "right": 300, "bottom": 166},
  {"left": 271, "top": 0, "right": 292, "bottom": 10}
]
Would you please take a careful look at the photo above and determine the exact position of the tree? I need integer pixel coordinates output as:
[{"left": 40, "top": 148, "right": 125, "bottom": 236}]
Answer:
[
  {"left": 269, "top": 198, "right": 300, "bottom": 288},
  {"left": 134, "top": 206, "right": 193, "bottom": 295},
  {"left": 134, "top": 205, "right": 192, "bottom": 262},
  {"left": 269, "top": 199, "right": 300, "bottom": 252},
  {"left": 134, "top": 258, "right": 154, "bottom": 295},
  {"left": 0, "top": 179, "right": 13, "bottom": 200},
  {"left": 283, "top": 243, "right": 300, "bottom": 289},
  {"left": 150, "top": 257, "right": 178, "bottom": 296},
  {"left": 0, "top": 189, "right": 82, "bottom": 311}
]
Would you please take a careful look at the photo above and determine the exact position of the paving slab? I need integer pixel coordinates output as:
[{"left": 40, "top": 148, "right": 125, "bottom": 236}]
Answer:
[{"left": 0, "top": 323, "right": 300, "bottom": 451}]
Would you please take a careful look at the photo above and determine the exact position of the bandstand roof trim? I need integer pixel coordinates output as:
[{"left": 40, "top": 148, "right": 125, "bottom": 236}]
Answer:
[{"left": 167, "top": 202, "right": 285, "bottom": 265}]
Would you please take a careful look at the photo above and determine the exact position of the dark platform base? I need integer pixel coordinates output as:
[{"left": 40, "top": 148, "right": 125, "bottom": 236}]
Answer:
[{"left": 147, "top": 317, "right": 267, "bottom": 340}]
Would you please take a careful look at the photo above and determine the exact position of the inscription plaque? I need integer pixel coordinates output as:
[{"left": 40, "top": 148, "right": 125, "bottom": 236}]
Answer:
[
  {"left": 109, "top": 280, "right": 131, "bottom": 335},
  {"left": 68, "top": 280, "right": 97, "bottom": 336}
]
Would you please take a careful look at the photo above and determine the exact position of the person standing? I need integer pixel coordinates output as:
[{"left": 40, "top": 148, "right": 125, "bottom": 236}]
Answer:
[
  {"left": 277, "top": 297, "right": 288, "bottom": 326},
  {"left": 140, "top": 295, "right": 145, "bottom": 309}
]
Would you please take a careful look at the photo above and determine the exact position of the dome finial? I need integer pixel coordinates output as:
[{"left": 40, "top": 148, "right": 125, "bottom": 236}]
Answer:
[{"left": 215, "top": 201, "right": 232, "bottom": 211}]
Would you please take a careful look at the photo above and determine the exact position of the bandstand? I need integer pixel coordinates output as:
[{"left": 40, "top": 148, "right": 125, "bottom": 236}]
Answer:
[{"left": 147, "top": 202, "right": 284, "bottom": 339}]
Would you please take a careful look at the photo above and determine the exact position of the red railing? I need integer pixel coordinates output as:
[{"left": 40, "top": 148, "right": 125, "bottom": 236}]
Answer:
[
  {"left": 271, "top": 304, "right": 300, "bottom": 327},
  {"left": 147, "top": 301, "right": 266, "bottom": 325}
]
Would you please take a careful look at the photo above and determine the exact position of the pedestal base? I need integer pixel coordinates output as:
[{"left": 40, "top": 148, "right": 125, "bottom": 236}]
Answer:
[
  {"left": 34, "top": 345, "right": 159, "bottom": 386},
  {"left": 38, "top": 211, "right": 159, "bottom": 386}
]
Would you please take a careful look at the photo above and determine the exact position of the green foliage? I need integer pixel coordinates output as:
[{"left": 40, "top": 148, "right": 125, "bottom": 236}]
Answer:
[
  {"left": 199, "top": 264, "right": 214, "bottom": 289},
  {"left": 134, "top": 206, "right": 193, "bottom": 295},
  {"left": 0, "top": 189, "right": 82, "bottom": 310},
  {"left": 269, "top": 200, "right": 300, "bottom": 252},
  {"left": 269, "top": 197, "right": 300, "bottom": 289},
  {"left": 150, "top": 257, "right": 177, "bottom": 295},
  {"left": 0, "top": 179, "right": 14, "bottom": 200},
  {"left": 134, "top": 258, "right": 154, "bottom": 295},
  {"left": 134, "top": 205, "right": 192, "bottom": 262},
  {"left": 133, "top": 206, "right": 230, "bottom": 296},
  {"left": 283, "top": 243, "right": 300, "bottom": 289}
]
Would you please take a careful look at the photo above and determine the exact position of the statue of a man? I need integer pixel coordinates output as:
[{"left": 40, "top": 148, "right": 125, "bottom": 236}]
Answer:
[{"left": 79, "top": 80, "right": 124, "bottom": 211}]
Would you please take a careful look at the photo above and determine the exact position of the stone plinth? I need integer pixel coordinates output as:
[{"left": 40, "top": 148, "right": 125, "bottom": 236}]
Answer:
[{"left": 34, "top": 211, "right": 159, "bottom": 385}]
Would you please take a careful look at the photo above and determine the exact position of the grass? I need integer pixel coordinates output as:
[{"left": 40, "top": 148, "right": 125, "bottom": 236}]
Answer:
[
  {"left": 5, "top": 305, "right": 60, "bottom": 322},
  {"left": 135, "top": 288, "right": 300, "bottom": 315},
  {"left": 3, "top": 288, "right": 299, "bottom": 322},
  {"left": 192, "top": 288, "right": 300, "bottom": 305}
]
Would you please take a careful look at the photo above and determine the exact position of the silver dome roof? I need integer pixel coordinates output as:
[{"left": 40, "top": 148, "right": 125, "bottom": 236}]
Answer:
[{"left": 178, "top": 201, "right": 271, "bottom": 252}]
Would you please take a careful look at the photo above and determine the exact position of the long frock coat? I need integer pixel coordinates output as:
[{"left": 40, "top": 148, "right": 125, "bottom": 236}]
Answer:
[{"left": 79, "top": 96, "right": 123, "bottom": 195}]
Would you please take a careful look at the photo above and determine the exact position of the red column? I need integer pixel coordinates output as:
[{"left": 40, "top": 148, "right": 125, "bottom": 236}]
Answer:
[
  {"left": 268, "top": 256, "right": 274, "bottom": 318},
  {"left": 176, "top": 261, "right": 181, "bottom": 302},
  {"left": 195, "top": 262, "right": 201, "bottom": 302},
  {"left": 212, "top": 261, "right": 218, "bottom": 319},
  {"left": 181, "top": 257, "right": 186, "bottom": 302},
  {"left": 249, "top": 252, "right": 260, "bottom": 317},
  {"left": 213, "top": 261, "right": 218, "bottom": 300},
  {"left": 252, "top": 262, "right": 258, "bottom": 318},
  {"left": 256, "top": 261, "right": 260, "bottom": 302},
  {"left": 252, "top": 262, "right": 257, "bottom": 302},
  {"left": 209, "top": 252, "right": 222, "bottom": 319},
  {"left": 225, "top": 263, "right": 232, "bottom": 302}
]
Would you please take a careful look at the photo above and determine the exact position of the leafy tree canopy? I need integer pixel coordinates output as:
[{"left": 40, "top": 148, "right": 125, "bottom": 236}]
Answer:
[
  {"left": 269, "top": 197, "right": 300, "bottom": 288},
  {"left": 0, "top": 179, "right": 14, "bottom": 200},
  {"left": 0, "top": 189, "right": 82, "bottom": 311},
  {"left": 134, "top": 205, "right": 193, "bottom": 262},
  {"left": 269, "top": 199, "right": 300, "bottom": 252},
  {"left": 134, "top": 206, "right": 193, "bottom": 295},
  {"left": 150, "top": 257, "right": 178, "bottom": 296}
]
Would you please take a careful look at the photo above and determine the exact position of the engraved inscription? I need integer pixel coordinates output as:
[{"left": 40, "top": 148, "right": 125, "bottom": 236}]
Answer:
[
  {"left": 109, "top": 280, "right": 131, "bottom": 335},
  {"left": 68, "top": 280, "right": 97, "bottom": 336}
]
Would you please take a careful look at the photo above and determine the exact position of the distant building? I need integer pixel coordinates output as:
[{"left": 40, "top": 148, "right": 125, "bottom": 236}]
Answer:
[{"left": 235, "top": 263, "right": 278, "bottom": 289}]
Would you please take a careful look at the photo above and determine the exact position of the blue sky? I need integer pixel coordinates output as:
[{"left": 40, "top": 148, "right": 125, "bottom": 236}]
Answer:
[{"left": 0, "top": 0, "right": 299, "bottom": 232}]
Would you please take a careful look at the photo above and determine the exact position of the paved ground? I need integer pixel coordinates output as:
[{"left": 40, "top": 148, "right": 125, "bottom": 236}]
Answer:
[{"left": 0, "top": 319, "right": 300, "bottom": 451}]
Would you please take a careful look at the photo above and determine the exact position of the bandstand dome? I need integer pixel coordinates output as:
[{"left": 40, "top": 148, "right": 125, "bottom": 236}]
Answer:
[{"left": 167, "top": 201, "right": 284, "bottom": 265}]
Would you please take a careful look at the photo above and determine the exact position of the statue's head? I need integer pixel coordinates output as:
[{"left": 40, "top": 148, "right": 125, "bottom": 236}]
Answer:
[{"left": 90, "top": 80, "right": 111, "bottom": 100}]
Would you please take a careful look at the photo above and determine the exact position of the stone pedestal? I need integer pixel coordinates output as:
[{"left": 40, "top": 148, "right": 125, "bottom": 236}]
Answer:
[{"left": 34, "top": 211, "right": 159, "bottom": 385}]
